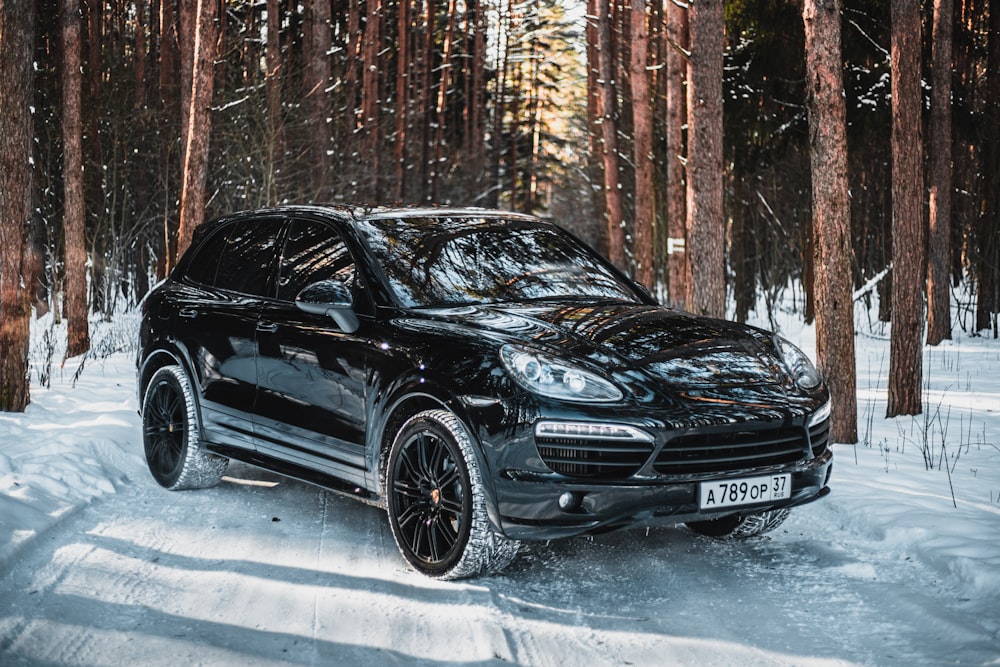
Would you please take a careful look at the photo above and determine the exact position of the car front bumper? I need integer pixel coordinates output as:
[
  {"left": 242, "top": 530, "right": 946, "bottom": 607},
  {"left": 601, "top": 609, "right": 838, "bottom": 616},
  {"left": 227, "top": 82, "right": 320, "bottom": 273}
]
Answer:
[{"left": 492, "top": 450, "right": 832, "bottom": 540}]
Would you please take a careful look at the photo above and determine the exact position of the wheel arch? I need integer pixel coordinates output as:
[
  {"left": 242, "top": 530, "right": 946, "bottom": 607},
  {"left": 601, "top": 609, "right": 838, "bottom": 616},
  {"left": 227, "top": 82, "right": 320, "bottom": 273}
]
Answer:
[
  {"left": 137, "top": 344, "right": 203, "bottom": 424},
  {"left": 371, "top": 381, "right": 504, "bottom": 535}
]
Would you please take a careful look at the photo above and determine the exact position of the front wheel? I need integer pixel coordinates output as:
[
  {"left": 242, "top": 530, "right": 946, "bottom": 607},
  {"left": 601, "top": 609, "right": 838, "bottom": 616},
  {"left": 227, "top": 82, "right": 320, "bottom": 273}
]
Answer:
[
  {"left": 142, "top": 365, "right": 228, "bottom": 490},
  {"left": 686, "top": 507, "right": 791, "bottom": 539},
  {"left": 386, "top": 409, "right": 520, "bottom": 579}
]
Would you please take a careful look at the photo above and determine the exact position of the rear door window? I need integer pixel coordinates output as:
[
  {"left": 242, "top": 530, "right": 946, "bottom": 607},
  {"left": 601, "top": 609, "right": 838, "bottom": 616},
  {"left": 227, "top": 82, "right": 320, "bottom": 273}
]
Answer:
[{"left": 187, "top": 218, "right": 283, "bottom": 296}]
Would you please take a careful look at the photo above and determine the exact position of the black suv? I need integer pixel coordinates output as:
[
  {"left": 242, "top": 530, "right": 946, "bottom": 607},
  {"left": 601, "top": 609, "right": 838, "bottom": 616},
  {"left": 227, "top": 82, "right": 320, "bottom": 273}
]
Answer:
[{"left": 137, "top": 206, "right": 832, "bottom": 579}]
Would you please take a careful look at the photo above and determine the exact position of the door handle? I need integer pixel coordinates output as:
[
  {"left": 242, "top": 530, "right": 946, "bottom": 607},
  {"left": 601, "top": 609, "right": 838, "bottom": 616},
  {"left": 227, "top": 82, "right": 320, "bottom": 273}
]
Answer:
[
  {"left": 257, "top": 321, "right": 279, "bottom": 333},
  {"left": 179, "top": 308, "right": 198, "bottom": 318}
]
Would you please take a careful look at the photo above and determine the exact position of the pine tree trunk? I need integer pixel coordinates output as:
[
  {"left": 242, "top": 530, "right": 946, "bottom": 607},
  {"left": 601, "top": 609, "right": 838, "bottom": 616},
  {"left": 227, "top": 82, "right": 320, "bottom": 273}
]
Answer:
[
  {"left": 393, "top": 0, "right": 410, "bottom": 201},
  {"left": 631, "top": 0, "right": 654, "bottom": 288},
  {"left": 418, "top": 0, "right": 435, "bottom": 202},
  {"left": 803, "top": 0, "right": 858, "bottom": 443},
  {"left": 62, "top": 0, "right": 91, "bottom": 358},
  {"left": 597, "top": 0, "right": 626, "bottom": 269},
  {"left": 135, "top": 0, "right": 148, "bottom": 111},
  {"left": 361, "top": 0, "right": 383, "bottom": 200},
  {"left": 306, "top": 0, "right": 332, "bottom": 199},
  {"left": 586, "top": 0, "right": 606, "bottom": 253},
  {"left": 0, "top": 0, "right": 37, "bottom": 412},
  {"left": 927, "top": 0, "right": 954, "bottom": 345},
  {"left": 265, "top": 0, "right": 282, "bottom": 204},
  {"left": 685, "top": 0, "right": 725, "bottom": 318},
  {"left": 176, "top": 0, "right": 218, "bottom": 259},
  {"left": 887, "top": 0, "right": 925, "bottom": 417},
  {"left": 431, "top": 0, "right": 458, "bottom": 203},
  {"left": 976, "top": 0, "right": 1000, "bottom": 334},
  {"left": 665, "top": 0, "right": 687, "bottom": 309}
]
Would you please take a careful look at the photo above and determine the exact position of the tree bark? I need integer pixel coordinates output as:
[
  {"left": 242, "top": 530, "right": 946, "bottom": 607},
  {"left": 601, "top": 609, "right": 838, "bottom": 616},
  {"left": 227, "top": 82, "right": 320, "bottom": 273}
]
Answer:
[
  {"left": 803, "top": 0, "right": 858, "bottom": 443},
  {"left": 306, "top": 0, "right": 332, "bottom": 200},
  {"left": 418, "top": 0, "right": 435, "bottom": 202},
  {"left": 265, "top": 0, "right": 282, "bottom": 204},
  {"left": 62, "top": 0, "right": 91, "bottom": 358},
  {"left": 586, "top": 0, "right": 606, "bottom": 252},
  {"left": 176, "top": 0, "right": 218, "bottom": 260},
  {"left": 887, "top": 0, "right": 925, "bottom": 417},
  {"left": 0, "top": 0, "right": 37, "bottom": 411},
  {"left": 393, "top": 0, "right": 410, "bottom": 201},
  {"left": 665, "top": 0, "right": 688, "bottom": 309},
  {"left": 597, "top": 0, "right": 626, "bottom": 270},
  {"left": 360, "top": 0, "right": 383, "bottom": 200},
  {"left": 976, "top": 0, "right": 1000, "bottom": 334},
  {"left": 685, "top": 0, "right": 725, "bottom": 318},
  {"left": 927, "top": 0, "right": 954, "bottom": 345},
  {"left": 631, "top": 0, "right": 654, "bottom": 288},
  {"left": 135, "top": 0, "right": 148, "bottom": 111},
  {"left": 157, "top": 0, "right": 180, "bottom": 275},
  {"left": 431, "top": 0, "right": 458, "bottom": 202}
]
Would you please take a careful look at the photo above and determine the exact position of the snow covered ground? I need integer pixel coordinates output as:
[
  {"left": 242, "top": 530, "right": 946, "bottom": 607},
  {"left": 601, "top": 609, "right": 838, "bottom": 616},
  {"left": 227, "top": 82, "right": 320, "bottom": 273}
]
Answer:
[{"left": 1, "top": 305, "right": 998, "bottom": 665}]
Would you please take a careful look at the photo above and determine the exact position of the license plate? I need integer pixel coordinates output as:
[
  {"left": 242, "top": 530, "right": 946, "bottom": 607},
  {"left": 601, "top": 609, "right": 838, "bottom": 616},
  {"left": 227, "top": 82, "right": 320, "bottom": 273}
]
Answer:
[{"left": 699, "top": 474, "right": 791, "bottom": 510}]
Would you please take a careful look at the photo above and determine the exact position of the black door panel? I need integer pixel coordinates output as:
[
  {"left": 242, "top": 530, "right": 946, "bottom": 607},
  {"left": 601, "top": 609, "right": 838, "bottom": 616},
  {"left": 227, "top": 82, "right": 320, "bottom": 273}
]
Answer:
[
  {"left": 252, "top": 218, "right": 368, "bottom": 469},
  {"left": 172, "top": 216, "right": 284, "bottom": 449}
]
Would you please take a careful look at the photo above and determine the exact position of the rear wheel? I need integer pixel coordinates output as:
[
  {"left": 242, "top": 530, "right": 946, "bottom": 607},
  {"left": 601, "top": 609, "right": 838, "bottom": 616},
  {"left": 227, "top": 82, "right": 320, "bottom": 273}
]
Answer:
[
  {"left": 142, "top": 365, "right": 228, "bottom": 490},
  {"left": 386, "top": 409, "right": 519, "bottom": 579},
  {"left": 686, "top": 507, "right": 791, "bottom": 538}
]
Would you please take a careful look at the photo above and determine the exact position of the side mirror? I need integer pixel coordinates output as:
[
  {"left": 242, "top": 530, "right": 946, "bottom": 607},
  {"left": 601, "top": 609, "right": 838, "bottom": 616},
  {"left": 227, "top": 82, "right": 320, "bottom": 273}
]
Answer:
[{"left": 295, "top": 280, "right": 360, "bottom": 333}]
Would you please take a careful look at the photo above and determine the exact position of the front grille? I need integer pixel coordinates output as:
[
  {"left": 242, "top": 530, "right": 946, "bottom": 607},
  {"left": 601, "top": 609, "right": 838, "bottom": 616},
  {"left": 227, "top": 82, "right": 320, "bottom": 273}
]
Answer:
[
  {"left": 653, "top": 426, "right": 808, "bottom": 475},
  {"left": 536, "top": 437, "right": 653, "bottom": 479},
  {"left": 809, "top": 418, "right": 831, "bottom": 457}
]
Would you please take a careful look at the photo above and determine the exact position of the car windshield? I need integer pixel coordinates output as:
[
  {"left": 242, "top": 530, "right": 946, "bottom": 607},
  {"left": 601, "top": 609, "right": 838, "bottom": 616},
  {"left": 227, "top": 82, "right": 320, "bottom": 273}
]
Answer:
[{"left": 356, "top": 215, "right": 642, "bottom": 308}]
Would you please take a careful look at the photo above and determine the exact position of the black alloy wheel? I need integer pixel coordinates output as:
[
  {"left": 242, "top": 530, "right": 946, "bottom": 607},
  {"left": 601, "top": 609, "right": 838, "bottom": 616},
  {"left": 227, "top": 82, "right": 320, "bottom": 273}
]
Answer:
[
  {"left": 142, "top": 365, "right": 227, "bottom": 490},
  {"left": 143, "top": 372, "right": 187, "bottom": 486},
  {"left": 386, "top": 410, "right": 520, "bottom": 579},
  {"left": 389, "top": 420, "right": 472, "bottom": 573}
]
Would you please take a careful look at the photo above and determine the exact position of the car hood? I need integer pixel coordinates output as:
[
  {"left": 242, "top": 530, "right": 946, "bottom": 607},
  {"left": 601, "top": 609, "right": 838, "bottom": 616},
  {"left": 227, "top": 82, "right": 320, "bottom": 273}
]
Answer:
[{"left": 412, "top": 302, "right": 789, "bottom": 391}]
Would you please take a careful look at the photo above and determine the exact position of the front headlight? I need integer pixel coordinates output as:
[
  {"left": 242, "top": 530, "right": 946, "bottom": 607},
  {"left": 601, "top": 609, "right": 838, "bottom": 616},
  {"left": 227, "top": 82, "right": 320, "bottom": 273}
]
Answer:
[
  {"left": 774, "top": 336, "right": 822, "bottom": 390},
  {"left": 500, "top": 345, "right": 623, "bottom": 402}
]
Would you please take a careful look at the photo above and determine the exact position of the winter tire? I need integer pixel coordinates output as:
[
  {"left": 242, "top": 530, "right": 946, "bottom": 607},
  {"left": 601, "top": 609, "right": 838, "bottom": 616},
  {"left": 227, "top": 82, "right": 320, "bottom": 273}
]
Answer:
[
  {"left": 686, "top": 507, "right": 791, "bottom": 539},
  {"left": 386, "top": 409, "right": 520, "bottom": 579},
  {"left": 142, "top": 365, "right": 228, "bottom": 490}
]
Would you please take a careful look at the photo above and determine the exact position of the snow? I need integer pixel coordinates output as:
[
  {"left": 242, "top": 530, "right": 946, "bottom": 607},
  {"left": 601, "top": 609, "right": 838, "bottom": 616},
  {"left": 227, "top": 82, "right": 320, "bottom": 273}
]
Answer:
[{"left": 1, "top": 306, "right": 999, "bottom": 665}]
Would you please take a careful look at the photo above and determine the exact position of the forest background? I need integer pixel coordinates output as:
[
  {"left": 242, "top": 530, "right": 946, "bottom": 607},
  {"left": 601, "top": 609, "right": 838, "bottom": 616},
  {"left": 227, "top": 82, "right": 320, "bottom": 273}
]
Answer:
[{"left": 0, "top": 0, "right": 998, "bottom": 443}]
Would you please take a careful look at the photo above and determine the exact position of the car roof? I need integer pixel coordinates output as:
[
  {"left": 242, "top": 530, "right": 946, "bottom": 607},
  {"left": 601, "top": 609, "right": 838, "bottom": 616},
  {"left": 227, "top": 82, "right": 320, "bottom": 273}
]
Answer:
[{"left": 188, "top": 204, "right": 547, "bottom": 249}]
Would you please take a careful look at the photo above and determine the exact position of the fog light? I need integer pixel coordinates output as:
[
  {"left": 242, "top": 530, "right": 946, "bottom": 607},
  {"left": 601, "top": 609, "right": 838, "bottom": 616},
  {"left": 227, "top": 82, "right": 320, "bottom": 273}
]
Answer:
[{"left": 558, "top": 492, "right": 578, "bottom": 511}]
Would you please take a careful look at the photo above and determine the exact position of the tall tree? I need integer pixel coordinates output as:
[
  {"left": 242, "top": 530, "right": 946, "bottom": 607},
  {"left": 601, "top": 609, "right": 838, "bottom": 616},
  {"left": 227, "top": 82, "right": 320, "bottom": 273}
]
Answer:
[
  {"left": 887, "top": 0, "right": 925, "bottom": 417},
  {"left": 393, "top": 0, "right": 410, "bottom": 201},
  {"left": 305, "top": 0, "right": 332, "bottom": 200},
  {"left": 927, "top": 0, "right": 954, "bottom": 345},
  {"left": 175, "top": 0, "right": 218, "bottom": 260},
  {"left": 631, "top": 0, "right": 654, "bottom": 287},
  {"left": 432, "top": 0, "right": 458, "bottom": 202},
  {"left": 0, "top": 0, "right": 37, "bottom": 411},
  {"left": 665, "top": 0, "right": 688, "bottom": 309},
  {"left": 596, "top": 0, "right": 625, "bottom": 269},
  {"left": 159, "top": 0, "right": 181, "bottom": 273},
  {"left": 62, "top": 0, "right": 91, "bottom": 358},
  {"left": 360, "top": 0, "right": 384, "bottom": 200},
  {"left": 803, "top": 0, "right": 857, "bottom": 443},
  {"left": 977, "top": 0, "right": 1000, "bottom": 334},
  {"left": 685, "top": 0, "right": 725, "bottom": 317},
  {"left": 264, "top": 0, "right": 282, "bottom": 204}
]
